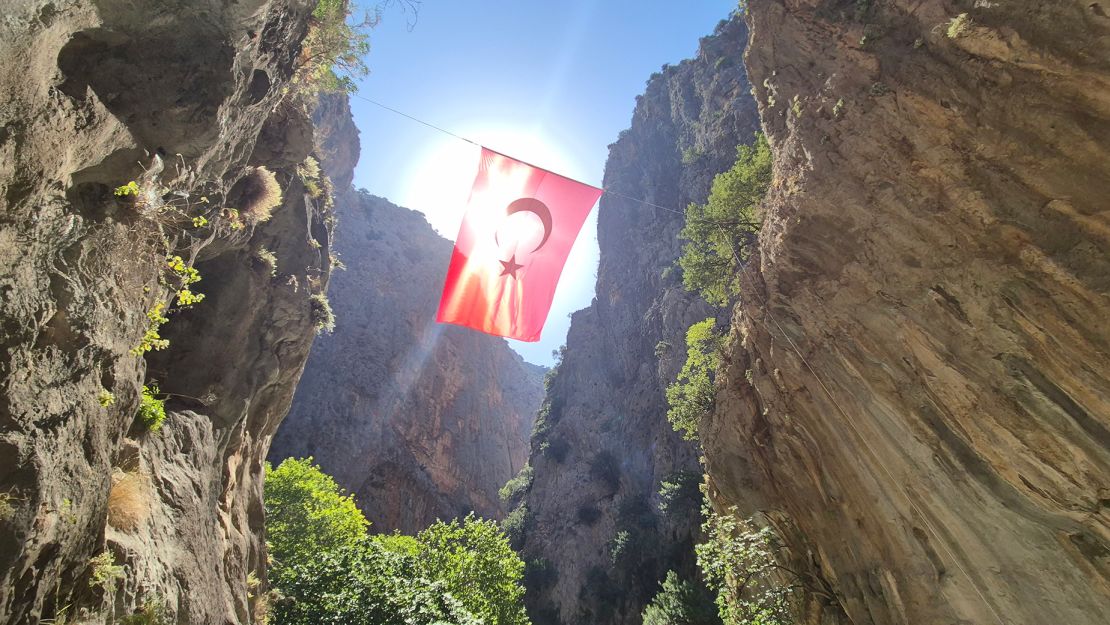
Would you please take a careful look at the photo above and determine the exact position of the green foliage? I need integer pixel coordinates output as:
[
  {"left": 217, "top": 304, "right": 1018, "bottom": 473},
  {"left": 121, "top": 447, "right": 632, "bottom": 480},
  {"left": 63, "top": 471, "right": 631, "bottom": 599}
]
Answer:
[
  {"left": 524, "top": 558, "right": 558, "bottom": 591},
  {"left": 681, "top": 146, "right": 702, "bottom": 165},
  {"left": 254, "top": 246, "right": 279, "bottom": 277},
  {"left": 166, "top": 255, "right": 205, "bottom": 308},
  {"left": 499, "top": 464, "right": 533, "bottom": 503},
  {"left": 665, "top": 318, "right": 724, "bottom": 441},
  {"left": 414, "top": 515, "right": 529, "bottom": 625},
  {"left": 89, "top": 551, "right": 126, "bottom": 597},
  {"left": 501, "top": 503, "right": 529, "bottom": 548},
  {"left": 98, "top": 389, "right": 116, "bottom": 407},
  {"left": 609, "top": 530, "right": 634, "bottom": 566},
  {"left": 266, "top": 459, "right": 530, "bottom": 625},
  {"left": 658, "top": 471, "right": 703, "bottom": 517},
  {"left": 642, "top": 570, "right": 722, "bottom": 625},
  {"left": 678, "top": 134, "right": 771, "bottom": 306},
  {"left": 114, "top": 181, "right": 140, "bottom": 197},
  {"left": 264, "top": 457, "right": 368, "bottom": 565},
  {"left": 309, "top": 293, "right": 335, "bottom": 334},
  {"left": 298, "top": 0, "right": 373, "bottom": 93},
  {"left": 946, "top": 13, "right": 971, "bottom": 38},
  {"left": 137, "top": 385, "right": 166, "bottom": 432},
  {"left": 696, "top": 507, "right": 796, "bottom": 625},
  {"left": 131, "top": 302, "right": 170, "bottom": 355},
  {"left": 119, "top": 600, "right": 170, "bottom": 625},
  {"left": 0, "top": 493, "right": 14, "bottom": 522}
]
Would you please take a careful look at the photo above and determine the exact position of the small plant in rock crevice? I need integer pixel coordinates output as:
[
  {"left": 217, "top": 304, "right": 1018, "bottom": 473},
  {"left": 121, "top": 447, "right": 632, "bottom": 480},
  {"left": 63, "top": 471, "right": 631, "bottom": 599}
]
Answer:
[
  {"left": 89, "top": 551, "right": 126, "bottom": 598},
  {"left": 254, "top": 246, "right": 279, "bottom": 277},
  {"left": 107, "top": 469, "right": 149, "bottom": 532},
  {"left": 946, "top": 13, "right": 972, "bottom": 38},
  {"left": 309, "top": 293, "right": 335, "bottom": 334},
  {"left": 136, "top": 385, "right": 166, "bottom": 432}
]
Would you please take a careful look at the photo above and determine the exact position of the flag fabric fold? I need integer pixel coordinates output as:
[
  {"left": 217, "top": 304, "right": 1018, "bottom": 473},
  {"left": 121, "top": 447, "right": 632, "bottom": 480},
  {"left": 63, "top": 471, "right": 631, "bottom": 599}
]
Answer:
[{"left": 436, "top": 147, "right": 602, "bottom": 342}]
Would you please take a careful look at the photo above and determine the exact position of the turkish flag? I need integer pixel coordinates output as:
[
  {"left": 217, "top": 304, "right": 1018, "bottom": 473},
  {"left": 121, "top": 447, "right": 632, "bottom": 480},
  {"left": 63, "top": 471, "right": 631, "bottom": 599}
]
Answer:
[{"left": 437, "top": 147, "right": 602, "bottom": 342}]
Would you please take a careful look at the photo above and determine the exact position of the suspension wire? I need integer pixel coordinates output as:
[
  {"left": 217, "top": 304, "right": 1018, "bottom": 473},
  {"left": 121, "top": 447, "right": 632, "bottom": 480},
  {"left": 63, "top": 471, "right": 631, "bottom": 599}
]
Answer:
[
  {"left": 357, "top": 92, "right": 1007, "bottom": 625},
  {"left": 350, "top": 93, "right": 688, "bottom": 215}
]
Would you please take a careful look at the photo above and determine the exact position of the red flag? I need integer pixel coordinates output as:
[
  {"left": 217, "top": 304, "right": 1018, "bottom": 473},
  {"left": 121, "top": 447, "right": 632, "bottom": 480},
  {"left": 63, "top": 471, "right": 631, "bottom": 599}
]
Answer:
[{"left": 437, "top": 147, "right": 602, "bottom": 342}]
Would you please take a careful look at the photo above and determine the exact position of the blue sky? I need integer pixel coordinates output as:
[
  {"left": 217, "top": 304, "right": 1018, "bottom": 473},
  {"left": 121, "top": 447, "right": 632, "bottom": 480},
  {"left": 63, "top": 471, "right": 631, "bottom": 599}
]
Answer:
[{"left": 349, "top": 0, "right": 737, "bottom": 366}]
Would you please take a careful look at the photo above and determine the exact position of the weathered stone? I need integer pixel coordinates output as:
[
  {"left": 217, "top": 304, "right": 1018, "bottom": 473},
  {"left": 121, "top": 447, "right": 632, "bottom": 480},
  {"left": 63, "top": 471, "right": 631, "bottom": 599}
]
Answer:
[{"left": 704, "top": 2, "right": 1110, "bottom": 624}]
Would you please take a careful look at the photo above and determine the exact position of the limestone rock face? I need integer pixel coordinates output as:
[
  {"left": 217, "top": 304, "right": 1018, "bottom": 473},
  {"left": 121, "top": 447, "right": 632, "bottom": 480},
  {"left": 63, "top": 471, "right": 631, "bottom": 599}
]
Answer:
[
  {"left": 518, "top": 16, "right": 761, "bottom": 625},
  {"left": 704, "top": 1, "right": 1110, "bottom": 624},
  {"left": 270, "top": 191, "right": 544, "bottom": 533},
  {"left": 0, "top": 1, "right": 340, "bottom": 623}
]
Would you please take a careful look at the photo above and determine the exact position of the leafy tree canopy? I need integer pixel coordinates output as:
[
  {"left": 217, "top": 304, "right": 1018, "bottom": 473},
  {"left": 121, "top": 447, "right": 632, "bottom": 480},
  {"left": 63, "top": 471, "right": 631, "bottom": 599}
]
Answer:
[
  {"left": 264, "top": 458, "right": 530, "bottom": 625},
  {"left": 642, "top": 570, "right": 722, "bottom": 625},
  {"left": 678, "top": 134, "right": 772, "bottom": 306},
  {"left": 665, "top": 318, "right": 725, "bottom": 441}
]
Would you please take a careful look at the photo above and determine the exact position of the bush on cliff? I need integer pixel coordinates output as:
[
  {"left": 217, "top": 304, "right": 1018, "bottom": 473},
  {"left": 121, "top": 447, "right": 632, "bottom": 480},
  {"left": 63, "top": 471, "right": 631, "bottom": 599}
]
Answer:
[
  {"left": 677, "top": 133, "right": 771, "bottom": 306},
  {"left": 665, "top": 318, "right": 724, "bottom": 441},
  {"left": 264, "top": 458, "right": 531, "bottom": 625},
  {"left": 641, "top": 570, "right": 721, "bottom": 625}
]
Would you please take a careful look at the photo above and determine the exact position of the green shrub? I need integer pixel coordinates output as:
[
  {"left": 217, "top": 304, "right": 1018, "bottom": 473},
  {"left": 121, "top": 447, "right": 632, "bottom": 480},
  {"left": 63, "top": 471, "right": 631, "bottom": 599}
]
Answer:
[
  {"left": 665, "top": 319, "right": 724, "bottom": 441},
  {"left": 98, "top": 389, "right": 116, "bottom": 407},
  {"left": 499, "top": 464, "right": 533, "bottom": 503},
  {"left": 89, "top": 551, "right": 126, "bottom": 597},
  {"left": 696, "top": 506, "right": 796, "bottom": 625},
  {"left": 678, "top": 134, "right": 771, "bottom": 306},
  {"left": 659, "top": 471, "right": 704, "bottom": 517},
  {"left": 641, "top": 571, "right": 721, "bottom": 625},
  {"left": 254, "top": 246, "right": 278, "bottom": 277},
  {"left": 119, "top": 599, "right": 170, "bottom": 625},
  {"left": 609, "top": 529, "right": 635, "bottom": 566},
  {"left": 266, "top": 458, "right": 530, "bottom": 625},
  {"left": 946, "top": 13, "right": 971, "bottom": 38},
  {"left": 309, "top": 293, "right": 335, "bottom": 334},
  {"left": 502, "top": 503, "right": 529, "bottom": 548},
  {"left": 137, "top": 385, "right": 166, "bottom": 432}
]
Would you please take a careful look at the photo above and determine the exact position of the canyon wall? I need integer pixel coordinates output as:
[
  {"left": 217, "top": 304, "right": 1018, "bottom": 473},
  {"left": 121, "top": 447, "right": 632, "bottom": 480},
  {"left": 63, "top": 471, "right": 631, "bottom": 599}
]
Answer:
[
  {"left": 704, "top": 1, "right": 1110, "bottom": 624},
  {"left": 270, "top": 188, "right": 544, "bottom": 533},
  {"left": 0, "top": 1, "right": 339, "bottom": 622},
  {"left": 517, "top": 15, "right": 761, "bottom": 625}
]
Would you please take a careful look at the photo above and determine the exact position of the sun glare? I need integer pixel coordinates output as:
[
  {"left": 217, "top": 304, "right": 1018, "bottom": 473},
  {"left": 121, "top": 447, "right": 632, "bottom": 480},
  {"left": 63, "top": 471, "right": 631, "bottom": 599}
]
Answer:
[{"left": 400, "top": 126, "right": 602, "bottom": 347}]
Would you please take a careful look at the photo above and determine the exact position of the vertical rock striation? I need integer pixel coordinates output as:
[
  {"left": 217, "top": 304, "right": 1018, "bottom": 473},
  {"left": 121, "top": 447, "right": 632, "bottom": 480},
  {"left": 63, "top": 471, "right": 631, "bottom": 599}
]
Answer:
[
  {"left": 518, "top": 15, "right": 761, "bottom": 625},
  {"left": 0, "top": 1, "right": 343, "bottom": 623},
  {"left": 270, "top": 189, "right": 544, "bottom": 533},
  {"left": 705, "top": 1, "right": 1110, "bottom": 624}
]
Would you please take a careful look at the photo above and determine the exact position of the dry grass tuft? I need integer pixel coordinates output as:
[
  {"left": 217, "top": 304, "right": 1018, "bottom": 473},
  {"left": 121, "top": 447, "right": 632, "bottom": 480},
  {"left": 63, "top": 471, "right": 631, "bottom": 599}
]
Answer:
[
  {"left": 237, "top": 166, "right": 283, "bottom": 225},
  {"left": 107, "top": 470, "right": 149, "bottom": 532}
]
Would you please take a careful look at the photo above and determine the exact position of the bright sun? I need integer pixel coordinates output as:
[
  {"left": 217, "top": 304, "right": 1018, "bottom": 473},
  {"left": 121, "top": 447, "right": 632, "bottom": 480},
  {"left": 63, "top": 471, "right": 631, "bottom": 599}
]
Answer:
[
  {"left": 398, "top": 125, "right": 602, "bottom": 348},
  {"left": 399, "top": 126, "right": 586, "bottom": 238}
]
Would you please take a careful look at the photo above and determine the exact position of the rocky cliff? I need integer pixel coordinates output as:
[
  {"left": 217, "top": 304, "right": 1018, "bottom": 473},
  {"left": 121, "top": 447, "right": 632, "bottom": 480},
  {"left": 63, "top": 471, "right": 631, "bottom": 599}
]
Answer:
[
  {"left": 517, "top": 16, "right": 761, "bottom": 625},
  {"left": 270, "top": 190, "right": 544, "bottom": 533},
  {"left": 704, "top": 1, "right": 1110, "bottom": 624},
  {"left": 0, "top": 1, "right": 342, "bottom": 622}
]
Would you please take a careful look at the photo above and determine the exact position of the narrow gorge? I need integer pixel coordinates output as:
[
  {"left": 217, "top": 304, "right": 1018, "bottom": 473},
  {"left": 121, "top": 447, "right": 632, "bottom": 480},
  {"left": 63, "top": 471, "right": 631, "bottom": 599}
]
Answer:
[{"left": 1, "top": 1, "right": 1107, "bottom": 625}]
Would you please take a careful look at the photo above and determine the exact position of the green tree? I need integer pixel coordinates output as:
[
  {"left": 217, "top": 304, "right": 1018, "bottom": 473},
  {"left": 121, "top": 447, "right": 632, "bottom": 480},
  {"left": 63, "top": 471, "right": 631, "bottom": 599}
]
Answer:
[
  {"left": 665, "top": 318, "right": 724, "bottom": 441},
  {"left": 264, "top": 457, "right": 368, "bottom": 564},
  {"left": 297, "top": 0, "right": 374, "bottom": 93},
  {"left": 678, "top": 134, "right": 772, "bottom": 306},
  {"left": 695, "top": 507, "right": 797, "bottom": 625},
  {"left": 415, "top": 515, "right": 530, "bottom": 625},
  {"left": 642, "top": 570, "right": 722, "bottom": 625},
  {"left": 265, "top": 459, "right": 530, "bottom": 625}
]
